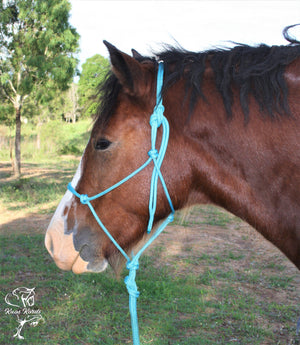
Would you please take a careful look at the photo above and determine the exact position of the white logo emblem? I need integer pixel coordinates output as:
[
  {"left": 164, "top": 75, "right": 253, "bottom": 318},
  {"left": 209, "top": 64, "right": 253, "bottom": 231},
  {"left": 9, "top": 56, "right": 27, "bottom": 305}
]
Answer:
[{"left": 4, "top": 287, "right": 45, "bottom": 340}]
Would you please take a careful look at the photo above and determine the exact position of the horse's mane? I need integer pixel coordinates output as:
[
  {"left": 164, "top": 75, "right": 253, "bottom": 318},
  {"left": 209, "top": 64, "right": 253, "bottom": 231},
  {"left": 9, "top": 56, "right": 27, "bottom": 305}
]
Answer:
[
  {"left": 159, "top": 42, "right": 300, "bottom": 120},
  {"left": 97, "top": 25, "right": 300, "bottom": 123}
]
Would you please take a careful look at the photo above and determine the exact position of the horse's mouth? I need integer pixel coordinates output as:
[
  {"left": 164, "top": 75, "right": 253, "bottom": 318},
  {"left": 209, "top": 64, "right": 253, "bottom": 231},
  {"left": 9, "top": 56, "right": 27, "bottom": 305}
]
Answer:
[
  {"left": 45, "top": 231, "right": 108, "bottom": 274},
  {"left": 48, "top": 249, "right": 108, "bottom": 274},
  {"left": 71, "top": 252, "right": 108, "bottom": 274}
]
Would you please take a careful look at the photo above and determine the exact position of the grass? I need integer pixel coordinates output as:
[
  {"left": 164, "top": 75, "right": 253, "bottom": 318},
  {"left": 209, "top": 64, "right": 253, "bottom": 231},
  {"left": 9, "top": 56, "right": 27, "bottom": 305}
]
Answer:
[
  {"left": 0, "top": 231, "right": 299, "bottom": 345},
  {"left": 0, "top": 161, "right": 79, "bottom": 214},
  {"left": 0, "top": 120, "right": 89, "bottom": 214},
  {"left": 0, "top": 119, "right": 91, "bottom": 162},
  {"left": 174, "top": 205, "right": 242, "bottom": 229}
]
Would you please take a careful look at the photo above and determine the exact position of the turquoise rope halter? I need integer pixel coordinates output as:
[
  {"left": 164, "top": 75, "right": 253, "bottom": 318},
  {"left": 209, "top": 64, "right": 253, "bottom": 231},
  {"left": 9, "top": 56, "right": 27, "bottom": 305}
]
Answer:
[{"left": 68, "top": 62, "right": 174, "bottom": 345}]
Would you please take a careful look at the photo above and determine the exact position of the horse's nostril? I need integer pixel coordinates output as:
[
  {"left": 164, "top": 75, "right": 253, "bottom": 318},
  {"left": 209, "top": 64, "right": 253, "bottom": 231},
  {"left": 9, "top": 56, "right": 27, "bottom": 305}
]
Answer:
[{"left": 45, "top": 233, "right": 54, "bottom": 256}]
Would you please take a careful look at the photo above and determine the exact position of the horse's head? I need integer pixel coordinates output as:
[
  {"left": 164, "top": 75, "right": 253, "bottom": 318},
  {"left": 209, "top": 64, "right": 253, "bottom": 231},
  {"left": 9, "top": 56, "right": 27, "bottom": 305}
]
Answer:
[{"left": 45, "top": 43, "right": 188, "bottom": 274}]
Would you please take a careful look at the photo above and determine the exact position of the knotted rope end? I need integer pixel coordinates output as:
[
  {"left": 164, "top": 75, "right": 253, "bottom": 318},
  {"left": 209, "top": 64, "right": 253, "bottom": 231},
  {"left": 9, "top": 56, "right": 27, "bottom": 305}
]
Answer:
[
  {"left": 125, "top": 260, "right": 140, "bottom": 298},
  {"left": 149, "top": 104, "right": 165, "bottom": 128}
]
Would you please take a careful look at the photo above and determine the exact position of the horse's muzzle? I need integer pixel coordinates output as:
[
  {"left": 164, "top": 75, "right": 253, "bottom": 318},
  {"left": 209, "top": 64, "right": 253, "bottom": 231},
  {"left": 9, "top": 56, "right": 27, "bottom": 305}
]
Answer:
[{"left": 45, "top": 228, "right": 108, "bottom": 274}]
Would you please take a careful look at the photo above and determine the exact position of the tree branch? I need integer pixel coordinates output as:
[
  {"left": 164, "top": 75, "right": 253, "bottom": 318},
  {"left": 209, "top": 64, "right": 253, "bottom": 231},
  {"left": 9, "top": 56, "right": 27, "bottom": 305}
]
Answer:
[
  {"left": 0, "top": 85, "right": 15, "bottom": 104},
  {"left": 7, "top": 79, "right": 17, "bottom": 95}
]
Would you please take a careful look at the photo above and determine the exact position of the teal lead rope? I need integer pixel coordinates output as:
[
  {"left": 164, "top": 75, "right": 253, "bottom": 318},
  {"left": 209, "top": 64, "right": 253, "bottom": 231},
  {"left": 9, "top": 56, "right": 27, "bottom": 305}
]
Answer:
[{"left": 68, "top": 62, "right": 174, "bottom": 345}]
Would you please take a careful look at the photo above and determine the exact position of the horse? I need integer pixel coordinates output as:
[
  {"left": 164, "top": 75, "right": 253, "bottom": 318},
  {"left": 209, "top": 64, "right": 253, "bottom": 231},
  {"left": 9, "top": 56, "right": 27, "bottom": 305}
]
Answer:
[{"left": 45, "top": 26, "right": 300, "bottom": 277}]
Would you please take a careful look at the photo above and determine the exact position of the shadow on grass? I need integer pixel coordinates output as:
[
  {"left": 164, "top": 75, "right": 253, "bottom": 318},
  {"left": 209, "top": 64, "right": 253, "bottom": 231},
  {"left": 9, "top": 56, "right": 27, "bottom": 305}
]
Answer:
[
  {"left": 0, "top": 213, "right": 51, "bottom": 235},
  {"left": 0, "top": 161, "right": 78, "bottom": 213}
]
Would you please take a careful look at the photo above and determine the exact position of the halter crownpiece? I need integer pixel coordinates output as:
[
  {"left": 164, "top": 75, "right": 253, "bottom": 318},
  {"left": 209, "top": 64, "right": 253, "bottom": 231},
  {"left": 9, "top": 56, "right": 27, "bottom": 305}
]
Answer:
[{"left": 68, "top": 61, "right": 174, "bottom": 345}]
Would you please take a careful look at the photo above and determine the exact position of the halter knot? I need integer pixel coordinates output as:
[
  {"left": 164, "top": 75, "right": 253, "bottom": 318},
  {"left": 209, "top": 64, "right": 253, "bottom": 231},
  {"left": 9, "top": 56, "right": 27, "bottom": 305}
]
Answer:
[
  {"left": 150, "top": 104, "right": 164, "bottom": 128},
  {"left": 126, "top": 260, "right": 139, "bottom": 271},
  {"left": 79, "top": 194, "right": 89, "bottom": 205},
  {"left": 148, "top": 149, "right": 158, "bottom": 159},
  {"left": 125, "top": 260, "right": 140, "bottom": 298},
  {"left": 167, "top": 214, "right": 174, "bottom": 222}
]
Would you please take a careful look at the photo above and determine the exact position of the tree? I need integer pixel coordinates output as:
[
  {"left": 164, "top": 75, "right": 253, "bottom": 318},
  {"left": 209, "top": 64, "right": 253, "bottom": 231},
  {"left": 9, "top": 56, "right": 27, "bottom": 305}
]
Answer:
[
  {"left": 61, "top": 83, "right": 79, "bottom": 123},
  {"left": 0, "top": 0, "right": 79, "bottom": 176},
  {"left": 78, "top": 54, "right": 109, "bottom": 118},
  {"left": 0, "top": 98, "right": 15, "bottom": 165}
]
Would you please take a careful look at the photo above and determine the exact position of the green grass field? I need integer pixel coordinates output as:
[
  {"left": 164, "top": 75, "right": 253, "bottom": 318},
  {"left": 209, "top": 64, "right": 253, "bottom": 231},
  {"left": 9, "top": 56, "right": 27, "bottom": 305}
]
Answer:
[
  {"left": 0, "top": 121, "right": 299, "bottom": 345},
  {"left": 0, "top": 120, "right": 91, "bottom": 162},
  {"left": 1, "top": 227, "right": 299, "bottom": 345}
]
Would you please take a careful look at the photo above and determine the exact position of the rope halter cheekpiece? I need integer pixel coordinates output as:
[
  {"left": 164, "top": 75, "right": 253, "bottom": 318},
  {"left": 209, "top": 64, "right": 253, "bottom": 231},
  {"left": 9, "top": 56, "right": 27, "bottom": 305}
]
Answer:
[{"left": 68, "top": 62, "right": 174, "bottom": 345}]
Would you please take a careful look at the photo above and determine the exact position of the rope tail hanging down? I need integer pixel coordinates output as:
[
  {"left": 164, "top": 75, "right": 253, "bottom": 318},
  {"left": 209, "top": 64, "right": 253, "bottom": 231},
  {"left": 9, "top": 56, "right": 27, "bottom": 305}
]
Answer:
[{"left": 68, "top": 61, "right": 175, "bottom": 345}]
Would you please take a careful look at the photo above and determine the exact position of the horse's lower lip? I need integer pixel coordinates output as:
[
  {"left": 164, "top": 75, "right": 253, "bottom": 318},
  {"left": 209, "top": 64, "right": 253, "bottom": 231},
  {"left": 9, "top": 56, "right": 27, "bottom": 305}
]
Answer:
[
  {"left": 72, "top": 254, "right": 108, "bottom": 274},
  {"left": 87, "top": 259, "right": 109, "bottom": 273}
]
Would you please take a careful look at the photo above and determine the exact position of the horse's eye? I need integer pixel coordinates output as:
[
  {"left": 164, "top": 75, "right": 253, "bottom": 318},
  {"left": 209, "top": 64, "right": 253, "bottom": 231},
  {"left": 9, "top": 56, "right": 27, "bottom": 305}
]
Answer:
[{"left": 95, "top": 138, "right": 111, "bottom": 150}]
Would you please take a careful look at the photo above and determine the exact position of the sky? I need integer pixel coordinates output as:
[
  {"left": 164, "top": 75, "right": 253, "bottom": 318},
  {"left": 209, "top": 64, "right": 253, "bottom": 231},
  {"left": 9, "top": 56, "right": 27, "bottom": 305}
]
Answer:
[{"left": 69, "top": 0, "right": 300, "bottom": 69}]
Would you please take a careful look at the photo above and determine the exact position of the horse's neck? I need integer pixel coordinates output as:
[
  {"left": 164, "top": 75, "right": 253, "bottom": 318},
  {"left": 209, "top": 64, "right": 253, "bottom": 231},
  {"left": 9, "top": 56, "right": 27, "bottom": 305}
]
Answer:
[
  {"left": 181, "top": 99, "right": 300, "bottom": 267},
  {"left": 186, "top": 114, "right": 274, "bottom": 226}
]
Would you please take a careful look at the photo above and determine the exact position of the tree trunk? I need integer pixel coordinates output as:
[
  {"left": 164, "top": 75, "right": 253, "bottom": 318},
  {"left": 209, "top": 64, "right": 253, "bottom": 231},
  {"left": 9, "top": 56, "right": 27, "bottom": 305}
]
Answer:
[
  {"left": 9, "top": 127, "right": 15, "bottom": 174},
  {"left": 14, "top": 106, "right": 21, "bottom": 177}
]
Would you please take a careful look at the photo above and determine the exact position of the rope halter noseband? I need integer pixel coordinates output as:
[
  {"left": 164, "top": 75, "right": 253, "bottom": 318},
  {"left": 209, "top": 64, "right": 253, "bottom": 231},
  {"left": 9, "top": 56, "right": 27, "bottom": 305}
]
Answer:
[{"left": 68, "top": 62, "right": 174, "bottom": 345}]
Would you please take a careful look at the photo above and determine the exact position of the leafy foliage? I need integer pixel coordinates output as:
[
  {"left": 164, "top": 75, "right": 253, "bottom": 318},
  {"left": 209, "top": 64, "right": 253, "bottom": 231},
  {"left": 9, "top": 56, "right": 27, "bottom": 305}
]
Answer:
[
  {"left": 0, "top": 0, "right": 80, "bottom": 175},
  {"left": 0, "top": 100, "right": 14, "bottom": 127},
  {"left": 78, "top": 54, "right": 109, "bottom": 118},
  {"left": 0, "top": 0, "right": 79, "bottom": 99}
]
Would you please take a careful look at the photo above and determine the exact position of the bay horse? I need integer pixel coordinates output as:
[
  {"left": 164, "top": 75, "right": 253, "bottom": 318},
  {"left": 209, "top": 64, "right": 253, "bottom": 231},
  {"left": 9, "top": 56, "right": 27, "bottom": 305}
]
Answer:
[{"left": 45, "top": 26, "right": 300, "bottom": 278}]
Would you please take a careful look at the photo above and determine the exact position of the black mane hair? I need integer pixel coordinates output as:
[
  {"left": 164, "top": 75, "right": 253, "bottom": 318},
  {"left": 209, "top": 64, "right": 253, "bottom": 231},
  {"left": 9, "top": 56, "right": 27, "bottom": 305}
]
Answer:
[
  {"left": 96, "top": 71, "right": 122, "bottom": 127},
  {"left": 159, "top": 42, "right": 300, "bottom": 120},
  {"left": 97, "top": 25, "right": 300, "bottom": 124}
]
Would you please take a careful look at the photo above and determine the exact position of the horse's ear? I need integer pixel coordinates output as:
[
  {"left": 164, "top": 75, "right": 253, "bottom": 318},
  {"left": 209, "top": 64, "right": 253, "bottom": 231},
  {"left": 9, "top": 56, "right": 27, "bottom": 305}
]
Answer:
[
  {"left": 103, "top": 41, "right": 147, "bottom": 96},
  {"left": 131, "top": 49, "right": 143, "bottom": 59}
]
